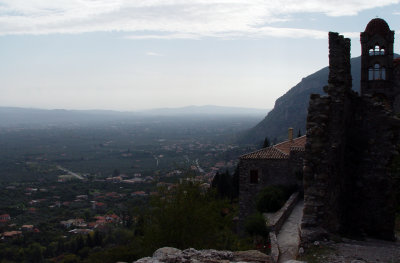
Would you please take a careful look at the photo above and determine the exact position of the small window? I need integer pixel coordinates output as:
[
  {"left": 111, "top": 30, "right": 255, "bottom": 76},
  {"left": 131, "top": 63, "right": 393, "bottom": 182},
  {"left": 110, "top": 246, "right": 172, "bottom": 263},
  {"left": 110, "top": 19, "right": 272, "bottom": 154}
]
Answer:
[
  {"left": 250, "top": 170, "right": 258, "bottom": 184},
  {"left": 369, "top": 45, "right": 385, "bottom": 56},
  {"left": 374, "top": 63, "right": 380, "bottom": 79},
  {"left": 369, "top": 48, "right": 374, "bottom": 56},
  {"left": 369, "top": 64, "right": 386, "bottom": 80},
  {"left": 369, "top": 67, "right": 374, "bottom": 80}
]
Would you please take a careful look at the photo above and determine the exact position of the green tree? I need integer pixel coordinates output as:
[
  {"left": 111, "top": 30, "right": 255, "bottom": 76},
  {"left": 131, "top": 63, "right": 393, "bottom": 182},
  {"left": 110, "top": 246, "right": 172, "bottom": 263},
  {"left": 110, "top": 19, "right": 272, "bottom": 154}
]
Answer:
[
  {"left": 211, "top": 170, "right": 233, "bottom": 199},
  {"left": 86, "top": 232, "right": 94, "bottom": 248},
  {"left": 60, "top": 254, "right": 80, "bottom": 263},
  {"left": 45, "top": 241, "right": 58, "bottom": 258},
  {"left": 143, "top": 181, "right": 234, "bottom": 253},
  {"left": 112, "top": 169, "right": 120, "bottom": 177},
  {"left": 256, "top": 186, "right": 286, "bottom": 213},
  {"left": 244, "top": 213, "right": 269, "bottom": 237},
  {"left": 263, "top": 137, "right": 270, "bottom": 148},
  {"left": 93, "top": 231, "right": 103, "bottom": 247},
  {"left": 231, "top": 166, "right": 240, "bottom": 200},
  {"left": 25, "top": 242, "right": 45, "bottom": 263},
  {"left": 134, "top": 215, "right": 145, "bottom": 236},
  {"left": 76, "top": 235, "right": 85, "bottom": 253}
]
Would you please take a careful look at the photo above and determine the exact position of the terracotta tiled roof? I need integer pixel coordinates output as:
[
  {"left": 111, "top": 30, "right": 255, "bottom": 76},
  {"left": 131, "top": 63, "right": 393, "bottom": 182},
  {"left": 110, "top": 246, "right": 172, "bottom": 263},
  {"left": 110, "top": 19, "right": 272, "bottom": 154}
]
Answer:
[
  {"left": 240, "top": 147, "right": 287, "bottom": 160},
  {"left": 240, "top": 135, "right": 306, "bottom": 160},
  {"left": 274, "top": 135, "right": 306, "bottom": 154},
  {"left": 290, "top": 146, "right": 305, "bottom": 152}
]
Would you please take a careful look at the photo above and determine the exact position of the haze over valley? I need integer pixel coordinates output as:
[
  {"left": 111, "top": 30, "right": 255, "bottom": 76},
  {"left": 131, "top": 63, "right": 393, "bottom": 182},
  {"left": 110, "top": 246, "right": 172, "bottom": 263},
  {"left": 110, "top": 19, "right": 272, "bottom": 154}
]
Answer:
[{"left": 1, "top": 1, "right": 400, "bottom": 262}]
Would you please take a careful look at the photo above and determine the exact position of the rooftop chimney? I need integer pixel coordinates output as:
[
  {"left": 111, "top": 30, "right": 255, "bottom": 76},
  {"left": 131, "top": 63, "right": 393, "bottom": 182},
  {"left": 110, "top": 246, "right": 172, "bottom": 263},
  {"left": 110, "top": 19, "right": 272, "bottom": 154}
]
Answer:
[{"left": 288, "top": 128, "right": 294, "bottom": 142}]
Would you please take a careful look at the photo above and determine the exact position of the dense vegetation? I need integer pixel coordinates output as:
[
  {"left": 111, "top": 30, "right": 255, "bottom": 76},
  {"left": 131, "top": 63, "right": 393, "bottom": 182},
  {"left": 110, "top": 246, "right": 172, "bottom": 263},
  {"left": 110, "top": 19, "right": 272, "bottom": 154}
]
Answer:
[
  {"left": 0, "top": 115, "right": 262, "bottom": 182},
  {"left": 0, "top": 114, "right": 264, "bottom": 263},
  {"left": 256, "top": 185, "right": 296, "bottom": 213},
  {"left": 0, "top": 181, "right": 252, "bottom": 263},
  {"left": 141, "top": 181, "right": 248, "bottom": 253}
]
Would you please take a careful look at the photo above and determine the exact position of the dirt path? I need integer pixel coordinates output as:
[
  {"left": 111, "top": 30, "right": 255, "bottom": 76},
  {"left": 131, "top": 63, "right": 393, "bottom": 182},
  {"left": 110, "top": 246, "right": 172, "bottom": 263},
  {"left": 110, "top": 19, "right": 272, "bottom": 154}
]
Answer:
[{"left": 277, "top": 200, "right": 304, "bottom": 263}]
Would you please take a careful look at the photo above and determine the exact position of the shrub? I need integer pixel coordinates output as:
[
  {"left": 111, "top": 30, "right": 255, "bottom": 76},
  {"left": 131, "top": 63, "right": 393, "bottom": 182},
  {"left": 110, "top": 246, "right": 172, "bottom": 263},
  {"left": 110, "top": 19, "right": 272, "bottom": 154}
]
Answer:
[
  {"left": 256, "top": 185, "right": 292, "bottom": 213},
  {"left": 142, "top": 181, "right": 237, "bottom": 252},
  {"left": 244, "top": 213, "right": 269, "bottom": 237}
]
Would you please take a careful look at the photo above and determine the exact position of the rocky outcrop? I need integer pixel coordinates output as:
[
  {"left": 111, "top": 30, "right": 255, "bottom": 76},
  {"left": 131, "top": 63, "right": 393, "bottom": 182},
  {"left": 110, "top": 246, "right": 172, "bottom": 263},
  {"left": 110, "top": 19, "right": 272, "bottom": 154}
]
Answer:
[
  {"left": 241, "top": 54, "right": 399, "bottom": 144},
  {"left": 133, "top": 247, "right": 273, "bottom": 263},
  {"left": 240, "top": 56, "right": 362, "bottom": 144}
]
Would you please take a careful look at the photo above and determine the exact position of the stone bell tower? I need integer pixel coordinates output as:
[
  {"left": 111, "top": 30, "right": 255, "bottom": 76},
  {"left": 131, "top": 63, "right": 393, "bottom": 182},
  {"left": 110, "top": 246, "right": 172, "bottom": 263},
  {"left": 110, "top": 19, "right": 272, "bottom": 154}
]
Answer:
[{"left": 360, "top": 18, "right": 395, "bottom": 104}]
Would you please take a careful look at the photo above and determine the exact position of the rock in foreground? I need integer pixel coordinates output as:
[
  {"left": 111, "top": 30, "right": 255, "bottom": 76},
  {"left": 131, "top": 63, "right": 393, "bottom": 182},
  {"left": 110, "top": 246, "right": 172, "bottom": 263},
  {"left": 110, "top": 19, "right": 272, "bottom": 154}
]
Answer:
[{"left": 134, "top": 247, "right": 273, "bottom": 263}]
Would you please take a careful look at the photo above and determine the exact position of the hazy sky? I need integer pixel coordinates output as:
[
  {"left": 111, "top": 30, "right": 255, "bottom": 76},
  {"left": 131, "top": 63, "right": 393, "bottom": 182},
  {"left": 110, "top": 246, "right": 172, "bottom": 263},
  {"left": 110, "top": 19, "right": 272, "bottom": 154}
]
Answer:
[{"left": 1, "top": 0, "right": 399, "bottom": 111}]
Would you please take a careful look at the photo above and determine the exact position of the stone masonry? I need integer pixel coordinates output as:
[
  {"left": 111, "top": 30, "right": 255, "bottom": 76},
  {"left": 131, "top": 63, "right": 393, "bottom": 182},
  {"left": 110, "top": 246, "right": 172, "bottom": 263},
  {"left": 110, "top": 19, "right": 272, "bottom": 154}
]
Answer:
[
  {"left": 301, "top": 25, "right": 400, "bottom": 243},
  {"left": 238, "top": 134, "right": 305, "bottom": 230}
]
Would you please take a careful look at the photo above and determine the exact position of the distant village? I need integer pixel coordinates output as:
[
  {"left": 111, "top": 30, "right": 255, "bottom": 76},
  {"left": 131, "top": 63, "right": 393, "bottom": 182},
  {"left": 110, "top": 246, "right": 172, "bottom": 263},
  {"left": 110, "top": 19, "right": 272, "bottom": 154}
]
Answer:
[{"left": 0, "top": 152, "right": 237, "bottom": 241}]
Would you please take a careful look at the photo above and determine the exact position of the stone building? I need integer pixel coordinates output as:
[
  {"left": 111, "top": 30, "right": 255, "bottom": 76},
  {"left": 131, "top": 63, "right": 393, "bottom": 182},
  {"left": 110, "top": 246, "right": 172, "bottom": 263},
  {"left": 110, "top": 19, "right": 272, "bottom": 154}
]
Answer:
[
  {"left": 238, "top": 129, "right": 306, "bottom": 226},
  {"left": 301, "top": 18, "right": 400, "bottom": 243},
  {"left": 360, "top": 18, "right": 397, "bottom": 108}
]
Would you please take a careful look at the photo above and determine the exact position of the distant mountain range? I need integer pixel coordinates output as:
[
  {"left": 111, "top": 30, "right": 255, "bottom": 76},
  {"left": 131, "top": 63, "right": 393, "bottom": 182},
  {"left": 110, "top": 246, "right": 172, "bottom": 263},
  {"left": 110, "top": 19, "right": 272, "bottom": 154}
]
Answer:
[
  {"left": 140, "top": 105, "right": 268, "bottom": 116},
  {"left": 0, "top": 105, "right": 269, "bottom": 127},
  {"left": 241, "top": 54, "right": 399, "bottom": 145}
]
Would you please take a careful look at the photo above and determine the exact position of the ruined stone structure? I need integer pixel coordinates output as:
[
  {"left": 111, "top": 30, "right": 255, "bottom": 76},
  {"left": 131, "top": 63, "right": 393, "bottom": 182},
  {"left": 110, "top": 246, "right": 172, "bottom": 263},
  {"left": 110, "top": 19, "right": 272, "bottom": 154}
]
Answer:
[
  {"left": 238, "top": 130, "right": 306, "bottom": 227},
  {"left": 238, "top": 18, "right": 399, "bottom": 243},
  {"left": 301, "top": 19, "right": 400, "bottom": 243}
]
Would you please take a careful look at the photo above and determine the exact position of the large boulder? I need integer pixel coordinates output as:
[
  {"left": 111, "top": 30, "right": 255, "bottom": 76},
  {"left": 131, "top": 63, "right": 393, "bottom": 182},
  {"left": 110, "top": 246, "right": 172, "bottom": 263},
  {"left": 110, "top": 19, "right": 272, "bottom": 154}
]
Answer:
[{"left": 133, "top": 248, "right": 272, "bottom": 263}]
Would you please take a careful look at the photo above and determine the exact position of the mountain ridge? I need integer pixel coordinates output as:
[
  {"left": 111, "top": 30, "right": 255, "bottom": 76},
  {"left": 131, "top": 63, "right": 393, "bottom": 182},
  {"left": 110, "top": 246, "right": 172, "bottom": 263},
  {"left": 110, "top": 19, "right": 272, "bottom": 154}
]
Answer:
[
  {"left": 243, "top": 54, "right": 400, "bottom": 144},
  {"left": 0, "top": 105, "right": 269, "bottom": 127},
  {"left": 241, "top": 56, "right": 362, "bottom": 144}
]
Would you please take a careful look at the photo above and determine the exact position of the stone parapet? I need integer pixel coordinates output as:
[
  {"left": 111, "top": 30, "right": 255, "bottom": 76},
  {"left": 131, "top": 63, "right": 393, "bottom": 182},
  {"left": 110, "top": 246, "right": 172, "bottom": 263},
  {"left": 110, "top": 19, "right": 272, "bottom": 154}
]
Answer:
[
  {"left": 266, "top": 192, "right": 300, "bottom": 234},
  {"left": 269, "top": 232, "right": 279, "bottom": 263}
]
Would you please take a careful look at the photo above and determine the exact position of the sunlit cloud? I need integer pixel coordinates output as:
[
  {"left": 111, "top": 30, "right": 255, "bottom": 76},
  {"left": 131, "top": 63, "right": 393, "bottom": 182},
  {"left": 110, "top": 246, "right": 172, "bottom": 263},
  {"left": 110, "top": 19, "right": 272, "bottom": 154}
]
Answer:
[{"left": 0, "top": 0, "right": 398, "bottom": 39}]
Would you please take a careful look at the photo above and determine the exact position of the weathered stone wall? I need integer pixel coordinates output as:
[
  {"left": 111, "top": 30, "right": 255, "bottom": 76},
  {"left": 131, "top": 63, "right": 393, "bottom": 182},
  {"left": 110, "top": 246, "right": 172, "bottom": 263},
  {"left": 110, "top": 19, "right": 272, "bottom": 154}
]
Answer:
[
  {"left": 289, "top": 149, "right": 305, "bottom": 190},
  {"left": 239, "top": 159, "right": 290, "bottom": 227},
  {"left": 301, "top": 32, "right": 353, "bottom": 243},
  {"left": 301, "top": 32, "right": 399, "bottom": 244},
  {"left": 238, "top": 153, "right": 304, "bottom": 231},
  {"left": 345, "top": 97, "right": 399, "bottom": 239},
  {"left": 393, "top": 61, "right": 400, "bottom": 113},
  {"left": 266, "top": 192, "right": 300, "bottom": 234}
]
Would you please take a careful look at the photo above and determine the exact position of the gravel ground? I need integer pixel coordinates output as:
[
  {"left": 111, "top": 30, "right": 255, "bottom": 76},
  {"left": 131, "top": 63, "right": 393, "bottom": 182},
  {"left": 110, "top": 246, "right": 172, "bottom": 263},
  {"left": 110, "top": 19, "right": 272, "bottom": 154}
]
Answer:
[{"left": 298, "top": 238, "right": 400, "bottom": 263}]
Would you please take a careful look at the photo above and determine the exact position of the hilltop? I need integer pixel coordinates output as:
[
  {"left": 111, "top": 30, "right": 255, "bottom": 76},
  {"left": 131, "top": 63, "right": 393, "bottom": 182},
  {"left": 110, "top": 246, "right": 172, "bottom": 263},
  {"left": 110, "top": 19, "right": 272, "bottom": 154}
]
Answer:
[
  {"left": 240, "top": 56, "right": 361, "bottom": 144},
  {"left": 243, "top": 53, "right": 400, "bottom": 144}
]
